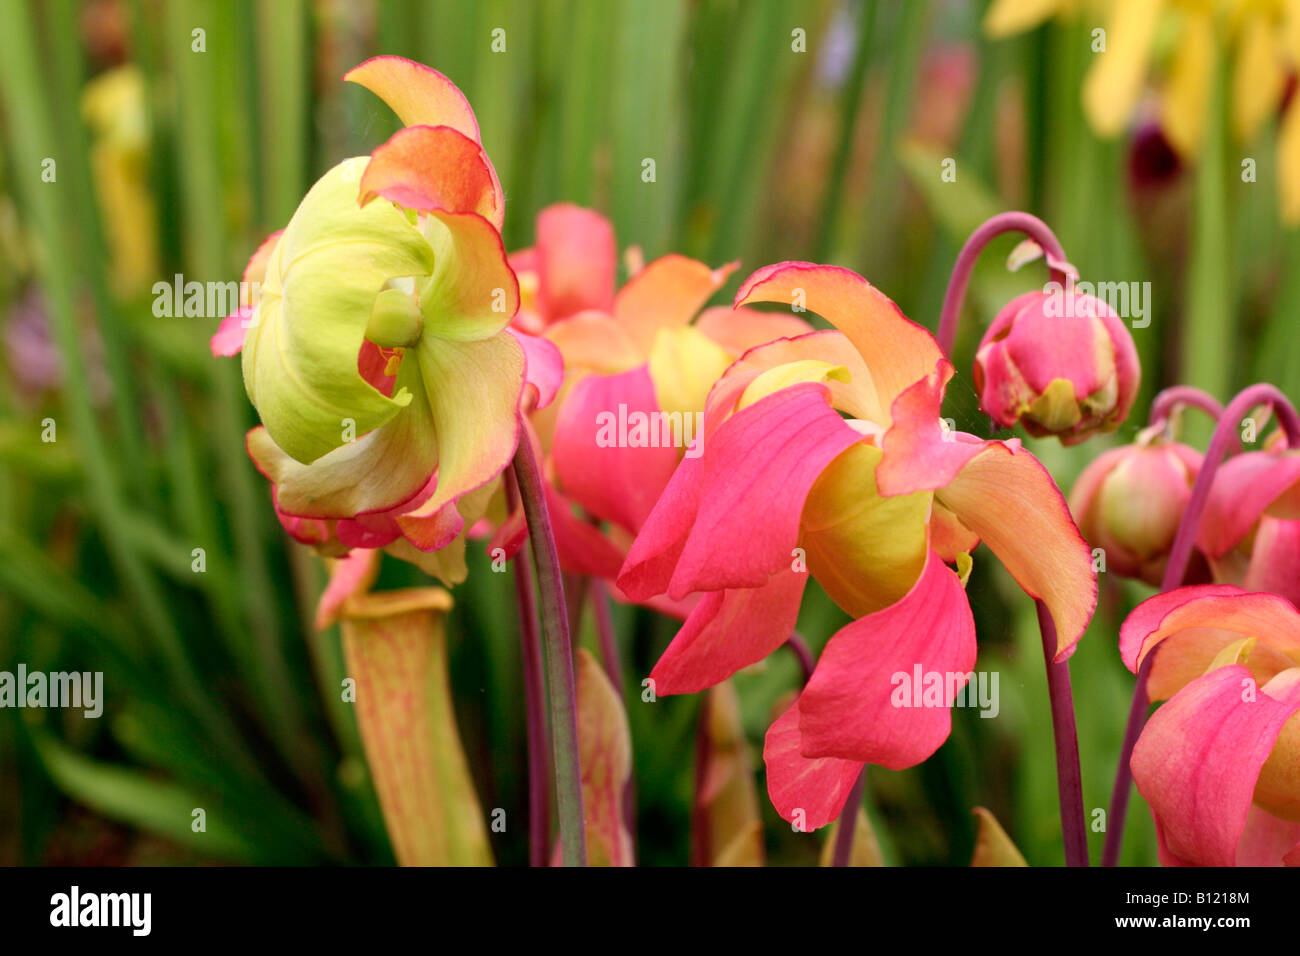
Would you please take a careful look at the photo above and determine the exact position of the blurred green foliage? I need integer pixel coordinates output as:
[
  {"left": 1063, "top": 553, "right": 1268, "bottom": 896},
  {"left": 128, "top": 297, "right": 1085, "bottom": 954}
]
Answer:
[{"left": 0, "top": 0, "right": 1289, "bottom": 866}]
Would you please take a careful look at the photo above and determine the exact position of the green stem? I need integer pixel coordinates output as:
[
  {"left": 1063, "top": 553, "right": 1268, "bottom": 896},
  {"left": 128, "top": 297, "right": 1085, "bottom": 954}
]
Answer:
[{"left": 512, "top": 432, "right": 588, "bottom": 866}]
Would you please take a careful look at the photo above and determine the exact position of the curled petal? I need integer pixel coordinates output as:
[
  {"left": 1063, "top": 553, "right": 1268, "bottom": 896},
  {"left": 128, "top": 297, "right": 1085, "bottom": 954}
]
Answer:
[
  {"left": 763, "top": 697, "right": 864, "bottom": 831},
  {"left": 359, "top": 125, "right": 502, "bottom": 230},
  {"left": 1120, "top": 586, "right": 1300, "bottom": 676},
  {"left": 935, "top": 441, "right": 1097, "bottom": 660},
  {"left": 553, "top": 366, "right": 682, "bottom": 535},
  {"left": 649, "top": 568, "right": 808, "bottom": 696},
  {"left": 694, "top": 305, "right": 813, "bottom": 357},
  {"left": 877, "top": 359, "right": 985, "bottom": 495},
  {"left": 344, "top": 56, "right": 483, "bottom": 140},
  {"left": 421, "top": 210, "right": 520, "bottom": 341},
  {"left": 510, "top": 329, "right": 564, "bottom": 411},
  {"left": 735, "top": 262, "right": 943, "bottom": 420},
  {"left": 798, "top": 549, "right": 977, "bottom": 767}
]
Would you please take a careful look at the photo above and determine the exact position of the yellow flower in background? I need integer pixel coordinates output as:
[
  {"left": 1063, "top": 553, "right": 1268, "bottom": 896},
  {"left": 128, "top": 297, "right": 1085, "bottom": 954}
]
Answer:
[
  {"left": 81, "top": 66, "right": 159, "bottom": 294},
  {"left": 986, "top": 0, "right": 1300, "bottom": 224}
]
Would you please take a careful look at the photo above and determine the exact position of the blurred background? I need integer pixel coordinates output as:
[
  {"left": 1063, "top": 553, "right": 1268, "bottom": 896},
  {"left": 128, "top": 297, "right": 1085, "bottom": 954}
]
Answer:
[{"left": 1, "top": 0, "right": 1295, "bottom": 866}]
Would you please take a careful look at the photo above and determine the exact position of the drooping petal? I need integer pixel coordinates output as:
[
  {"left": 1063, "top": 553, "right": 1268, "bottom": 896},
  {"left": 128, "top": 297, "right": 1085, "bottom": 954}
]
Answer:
[
  {"left": 1131, "top": 664, "right": 1300, "bottom": 867},
  {"left": 1198, "top": 451, "right": 1300, "bottom": 558},
  {"left": 1119, "top": 586, "right": 1300, "bottom": 675},
  {"left": 614, "top": 255, "right": 737, "bottom": 355},
  {"left": 763, "top": 696, "right": 865, "bottom": 831},
  {"left": 1244, "top": 517, "right": 1300, "bottom": 609},
  {"left": 359, "top": 125, "right": 502, "bottom": 230},
  {"left": 315, "top": 548, "right": 381, "bottom": 630},
  {"left": 535, "top": 203, "right": 617, "bottom": 321},
  {"left": 734, "top": 262, "right": 944, "bottom": 420},
  {"left": 935, "top": 441, "right": 1097, "bottom": 659},
  {"left": 798, "top": 549, "right": 977, "bottom": 767},
  {"left": 1235, "top": 805, "right": 1300, "bottom": 867},
  {"left": 615, "top": 449, "right": 704, "bottom": 601},
  {"left": 649, "top": 568, "right": 808, "bottom": 695},
  {"left": 552, "top": 366, "right": 682, "bottom": 535},
  {"left": 665, "top": 383, "right": 863, "bottom": 600}
]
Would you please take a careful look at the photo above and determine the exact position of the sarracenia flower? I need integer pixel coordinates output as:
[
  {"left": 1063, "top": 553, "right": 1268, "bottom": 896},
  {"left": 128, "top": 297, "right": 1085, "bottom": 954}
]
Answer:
[
  {"left": 974, "top": 287, "right": 1140, "bottom": 443},
  {"left": 1197, "top": 432, "right": 1300, "bottom": 606},
  {"left": 617, "top": 262, "right": 1097, "bottom": 829},
  {"left": 211, "top": 57, "right": 527, "bottom": 583},
  {"left": 492, "top": 204, "right": 811, "bottom": 608},
  {"left": 1122, "top": 586, "right": 1300, "bottom": 866},
  {"left": 1070, "top": 426, "right": 1202, "bottom": 585}
]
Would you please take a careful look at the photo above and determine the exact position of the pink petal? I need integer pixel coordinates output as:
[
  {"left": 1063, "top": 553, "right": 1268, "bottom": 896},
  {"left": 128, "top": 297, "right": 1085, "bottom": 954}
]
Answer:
[
  {"left": 665, "top": 382, "right": 862, "bottom": 600},
  {"left": 552, "top": 366, "right": 682, "bottom": 535},
  {"left": 535, "top": 203, "right": 617, "bottom": 322},
  {"left": 1132, "top": 664, "right": 1300, "bottom": 867},
  {"left": 648, "top": 568, "right": 808, "bottom": 695},
  {"left": 509, "top": 329, "right": 564, "bottom": 411},
  {"left": 798, "top": 549, "right": 977, "bottom": 767},
  {"left": 876, "top": 359, "right": 986, "bottom": 495},
  {"left": 763, "top": 697, "right": 865, "bottom": 831},
  {"left": 1199, "top": 451, "right": 1300, "bottom": 558},
  {"left": 211, "top": 307, "right": 252, "bottom": 357}
]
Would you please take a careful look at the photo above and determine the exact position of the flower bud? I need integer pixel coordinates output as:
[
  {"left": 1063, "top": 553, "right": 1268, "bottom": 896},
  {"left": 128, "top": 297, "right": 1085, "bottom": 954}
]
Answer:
[
  {"left": 1071, "top": 437, "right": 1201, "bottom": 585},
  {"left": 974, "top": 289, "right": 1140, "bottom": 444}
]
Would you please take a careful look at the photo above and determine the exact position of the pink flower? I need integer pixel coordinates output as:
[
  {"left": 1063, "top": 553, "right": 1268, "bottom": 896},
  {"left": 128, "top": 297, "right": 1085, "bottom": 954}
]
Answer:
[
  {"left": 1122, "top": 586, "right": 1300, "bottom": 866},
  {"left": 617, "top": 261, "right": 1097, "bottom": 829},
  {"left": 974, "top": 288, "right": 1140, "bottom": 444},
  {"left": 1070, "top": 431, "right": 1203, "bottom": 585}
]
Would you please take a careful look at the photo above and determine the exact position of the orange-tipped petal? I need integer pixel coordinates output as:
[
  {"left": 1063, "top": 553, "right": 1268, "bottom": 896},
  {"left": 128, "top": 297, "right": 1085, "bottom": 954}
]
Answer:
[
  {"left": 614, "top": 254, "right": 737, "bottom": 356},
  {"left": 421, "top": 210, "right": 520, "bottom": 341},
  {"left": 1120, "top": 586, "right": 1300, "bottom": 677},
  {"left": 735, "top": 262, "right": 944, "bottom": 420},
  {"left": 359, "top": 125, "right": 503, "bottom": 230},
  {"left": 935, "top": 441, "right": 1097, "bottom": 659},
  {"left": 344, "top": 56, "right": 482, "bottom": 141},
  {"left": 693, "top": 305, "right": 813, "bottom": 357}
]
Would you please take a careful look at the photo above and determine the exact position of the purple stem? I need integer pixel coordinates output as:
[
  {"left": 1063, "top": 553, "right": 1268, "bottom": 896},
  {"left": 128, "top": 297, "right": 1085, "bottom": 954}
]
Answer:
[
  {"left": 1103, "top": 383, "right": 1300, "bottom": 865},
  {"left": 937, "top": 211, "right": 1089, "bottom": 866},
  {"left": 831, "top": 767, "right": 869, "bottom": 867},
  {"left": 1037, "top": 601, "right": 1089, "bottom": 867},
  {"left": 1147, "top": 385, "right": 1225, "bottom": 428},
  {"left": 786, "top": 631, "right": 816, "bottom": 685},
  {"left": 505, "top": 469, "right": 551, "bottom": 868},
  {"left": 937, "top": 211, "right": 1071, "bottom": 357},
  {"left": 512, "top": 430, "right": 588, "bottom": 866}
]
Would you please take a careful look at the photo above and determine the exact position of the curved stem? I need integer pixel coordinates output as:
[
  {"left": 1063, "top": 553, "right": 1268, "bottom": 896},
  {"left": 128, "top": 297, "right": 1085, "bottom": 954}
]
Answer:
[
  {"left": 937, "top": 211, "right": 1072, "bottom": 357},
  {"left": 512, "top": 431, "right": 588, "bottom": 866},
  {"left": 1147, "top": 385, "right": 1225, "bottom": 429},
  {"left": 1103, "top": 383, "right": 1300, "bottom": 865},
  {"left": 505, "top": 471, "right": 551, "bottom": 868},
  {"left": 786, "top": 631, "right": 816, "bottom": 685}
]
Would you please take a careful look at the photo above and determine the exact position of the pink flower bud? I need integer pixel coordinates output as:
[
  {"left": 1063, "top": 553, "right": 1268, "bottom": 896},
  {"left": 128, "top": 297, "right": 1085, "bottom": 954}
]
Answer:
[
  {"left": 974, "top": 289, "right": 1140, "bottom": 444},
  {"left": 1071, "top": 438, "right": 1201, "bottom": 585}
]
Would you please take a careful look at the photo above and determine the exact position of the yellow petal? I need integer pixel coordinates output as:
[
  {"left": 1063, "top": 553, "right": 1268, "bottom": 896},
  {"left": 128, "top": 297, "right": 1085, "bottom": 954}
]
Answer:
[
  {"left": 984, "top": 0, "right": 1064, "bottom": 38},
  {"left": 1231, "top": 12, "right": 1286, "bottom": 143},
  {"left": 648, "top": 326, "right": 734, "bottom": 420},
  {"left": 1082, "top": 0, "right": 1165, "bottom": 139},
  {"left": 1160, "top": 11, "right": 1216, "bottom": 156},
  {"left": 970, "top": 807, "right": 1029, "bottom": 866}
]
